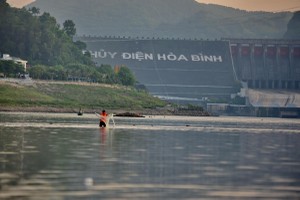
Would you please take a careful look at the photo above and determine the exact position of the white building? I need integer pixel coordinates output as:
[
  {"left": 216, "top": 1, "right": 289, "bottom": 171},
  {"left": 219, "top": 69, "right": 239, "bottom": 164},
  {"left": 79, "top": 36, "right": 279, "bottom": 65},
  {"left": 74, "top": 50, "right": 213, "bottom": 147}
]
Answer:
[{"left": 1, "top": 54, "right": 28, "bottom": 72}]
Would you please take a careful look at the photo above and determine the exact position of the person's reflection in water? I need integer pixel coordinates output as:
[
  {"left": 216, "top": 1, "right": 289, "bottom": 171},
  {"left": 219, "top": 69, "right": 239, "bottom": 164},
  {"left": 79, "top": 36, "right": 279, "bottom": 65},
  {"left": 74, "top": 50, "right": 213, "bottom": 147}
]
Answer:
[
  {"left": 99, "top": 127, "right": 107, "bottom": 160},
  {"left": 100, "top": 127, "right": 107, "bottom": 144},
  {"left": 99, "top": 128, "right": 114, "bottom": 160}
]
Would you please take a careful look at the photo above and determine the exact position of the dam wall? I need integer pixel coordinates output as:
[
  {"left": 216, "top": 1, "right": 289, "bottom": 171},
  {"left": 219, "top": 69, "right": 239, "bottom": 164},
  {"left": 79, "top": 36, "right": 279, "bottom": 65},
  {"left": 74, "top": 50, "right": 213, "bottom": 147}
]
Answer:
[
  {"left": 78, "top": 37, "right": 300, "bottom": 111},
  {"left": 80, "top": 37, "right": 239, "bottom": 103},
  {"left": 228, "top": 39, "right": 300, "bottom": 90}
]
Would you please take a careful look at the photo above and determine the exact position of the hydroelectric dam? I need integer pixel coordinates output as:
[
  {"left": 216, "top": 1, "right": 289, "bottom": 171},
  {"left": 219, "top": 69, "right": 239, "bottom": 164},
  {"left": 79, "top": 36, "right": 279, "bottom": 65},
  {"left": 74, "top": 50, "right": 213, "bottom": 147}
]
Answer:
[{"left": 78, "top": 36, "right": 300, "bottom": 117}]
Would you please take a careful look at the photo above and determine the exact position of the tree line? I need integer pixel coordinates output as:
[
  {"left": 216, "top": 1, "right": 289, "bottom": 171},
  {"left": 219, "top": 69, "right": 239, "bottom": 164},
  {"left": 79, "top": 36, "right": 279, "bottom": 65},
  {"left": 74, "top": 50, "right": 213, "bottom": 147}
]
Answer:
[
  {"left": 0, "top": 0, "right": 136, "bottom": 86},
  {"left": 0, "top": 0, "right": 91, "bottom": 66},
  {"left": 29, "top": 64, "right": 135, "bottom": 86}
]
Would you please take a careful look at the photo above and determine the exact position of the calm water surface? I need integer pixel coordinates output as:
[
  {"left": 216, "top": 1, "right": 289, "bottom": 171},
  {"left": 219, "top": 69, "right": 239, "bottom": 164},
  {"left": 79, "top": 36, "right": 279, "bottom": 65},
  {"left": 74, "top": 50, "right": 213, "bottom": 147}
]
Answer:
[{"left": 0, "top": 112, "right": 300, "bottom": 199}]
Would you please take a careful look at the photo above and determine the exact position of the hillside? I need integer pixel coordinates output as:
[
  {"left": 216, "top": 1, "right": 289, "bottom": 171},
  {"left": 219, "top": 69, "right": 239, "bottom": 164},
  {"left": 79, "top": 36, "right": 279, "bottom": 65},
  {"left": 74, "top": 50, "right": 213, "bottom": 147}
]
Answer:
[
  {"left": 159, "top": 4, "right": 293, "bottom": 39},
  {"left": 0, "top": 1, "right": 93, "bottom": 66},
  {"left": 27, "top": 0, "right": 293, "bottom": 39},
  {"left": 284, "top": 11, "right": 300, "bottom": 39},
  {"left": 0, "top": 80, "right": 167, "bottom": 112}
]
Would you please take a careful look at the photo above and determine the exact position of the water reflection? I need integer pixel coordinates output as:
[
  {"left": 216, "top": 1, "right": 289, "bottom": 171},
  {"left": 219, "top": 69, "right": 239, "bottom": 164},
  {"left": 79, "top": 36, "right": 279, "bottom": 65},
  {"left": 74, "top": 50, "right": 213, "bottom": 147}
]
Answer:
[{"left": 0, "top": 113, "right": 300, "bottom": 199}]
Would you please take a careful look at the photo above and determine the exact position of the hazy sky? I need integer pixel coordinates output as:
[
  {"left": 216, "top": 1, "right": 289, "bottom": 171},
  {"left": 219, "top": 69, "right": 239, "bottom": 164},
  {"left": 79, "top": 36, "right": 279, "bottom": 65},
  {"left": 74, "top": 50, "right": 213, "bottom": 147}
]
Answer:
[
  {"left": 7, "top": 0, "right": 300, "bottom": 12},
  {"left": 196, "top": 0, "right": 300, "bottom": 12}
]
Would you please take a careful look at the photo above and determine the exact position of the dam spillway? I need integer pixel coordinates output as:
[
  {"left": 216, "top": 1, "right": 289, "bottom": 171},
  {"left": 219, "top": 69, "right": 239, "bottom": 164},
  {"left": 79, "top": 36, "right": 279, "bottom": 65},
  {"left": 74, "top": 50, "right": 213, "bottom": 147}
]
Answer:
[{"left": 228, "top": 38, "right": 300, "bottom": 90}]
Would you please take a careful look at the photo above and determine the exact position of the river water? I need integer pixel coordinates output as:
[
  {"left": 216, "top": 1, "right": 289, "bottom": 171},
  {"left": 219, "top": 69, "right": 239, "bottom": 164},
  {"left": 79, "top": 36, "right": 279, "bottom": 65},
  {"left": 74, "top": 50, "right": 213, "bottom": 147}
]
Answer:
[{"left": 0, "top": 112, "right": 300, "bottom": 199}]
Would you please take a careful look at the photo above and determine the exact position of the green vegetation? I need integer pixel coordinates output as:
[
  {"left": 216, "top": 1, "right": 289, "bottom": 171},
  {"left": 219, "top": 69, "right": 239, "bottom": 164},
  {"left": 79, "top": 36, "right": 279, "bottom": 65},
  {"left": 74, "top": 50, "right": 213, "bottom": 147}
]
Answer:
[
  {"left": 0, "top": 60, "right": 25, "bottom": 77},
  {"left": 0, "top": 0, "right": 91, "bottom": 66},
  {"left": 0, "top": 0, "right": 162, "bottom": 112},
  {"left": 0, "top": 83, "right": 56, "bottom": 107},
  {"left": 0, "top": 1, "right": 137, "bottom": 86},
  {"left": 0, "top": 81, "right": 166, "bottom": 110},
  {"left": 28, "top": 64, "right": 136, "bottom": 85}
]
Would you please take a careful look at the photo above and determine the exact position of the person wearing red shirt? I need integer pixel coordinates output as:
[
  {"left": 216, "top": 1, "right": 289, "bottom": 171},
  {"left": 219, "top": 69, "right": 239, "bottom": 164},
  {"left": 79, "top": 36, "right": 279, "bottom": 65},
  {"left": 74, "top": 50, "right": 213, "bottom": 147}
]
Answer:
[{"left": 99, "top": 110, "right": 108, "bottom": 127}]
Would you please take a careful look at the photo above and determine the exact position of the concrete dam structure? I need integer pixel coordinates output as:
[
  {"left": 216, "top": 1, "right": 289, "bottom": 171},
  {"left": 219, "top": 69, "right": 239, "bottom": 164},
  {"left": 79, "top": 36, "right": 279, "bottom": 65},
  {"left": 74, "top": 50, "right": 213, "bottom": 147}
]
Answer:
[
  {"left": 79, "top": 37, "right": 300, "bottom": 116},
  {"left": 80, "top": 37, "right": 239, "bottom": 103},
  {"left": 229, "top": 39, "right": 300, "bottom": 90}
]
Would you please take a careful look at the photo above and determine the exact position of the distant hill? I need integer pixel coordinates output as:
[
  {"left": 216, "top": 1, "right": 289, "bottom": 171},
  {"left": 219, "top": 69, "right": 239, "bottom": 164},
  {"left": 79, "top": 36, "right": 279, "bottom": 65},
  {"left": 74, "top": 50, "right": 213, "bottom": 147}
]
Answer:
[
  {"left": 27, "top": 0, "right": 293, "bottom": 39},
  {"left": 284, "top": 11, "right": 300, "bottom": 39},
  {"left": 7, "top": 0, "right": 35, "bottom": 8}
]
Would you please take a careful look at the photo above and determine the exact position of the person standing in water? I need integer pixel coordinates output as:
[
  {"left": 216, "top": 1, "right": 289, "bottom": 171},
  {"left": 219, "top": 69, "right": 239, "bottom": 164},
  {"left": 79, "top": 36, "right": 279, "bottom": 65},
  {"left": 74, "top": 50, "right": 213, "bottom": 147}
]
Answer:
[{"left": 99, "top": 110, "right": 108, "bottom": 128}]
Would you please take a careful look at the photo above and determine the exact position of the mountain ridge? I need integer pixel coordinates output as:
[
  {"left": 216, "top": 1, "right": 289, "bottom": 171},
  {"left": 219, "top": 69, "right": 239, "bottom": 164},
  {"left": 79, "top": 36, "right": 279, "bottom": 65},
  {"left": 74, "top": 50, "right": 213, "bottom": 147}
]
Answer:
[{"left": 27, "top": 0, "right": 293, "bottom": 39}]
